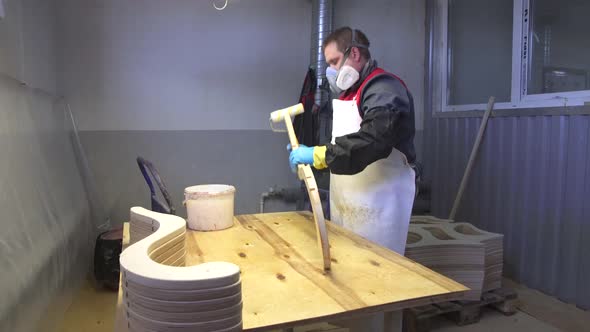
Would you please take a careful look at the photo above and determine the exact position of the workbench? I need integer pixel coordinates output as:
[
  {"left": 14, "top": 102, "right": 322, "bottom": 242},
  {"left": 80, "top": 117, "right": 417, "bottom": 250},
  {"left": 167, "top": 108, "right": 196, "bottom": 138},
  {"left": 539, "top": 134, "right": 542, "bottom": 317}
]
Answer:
[{"left": 114, "top": 211, "right": 468, "bottom": 331}]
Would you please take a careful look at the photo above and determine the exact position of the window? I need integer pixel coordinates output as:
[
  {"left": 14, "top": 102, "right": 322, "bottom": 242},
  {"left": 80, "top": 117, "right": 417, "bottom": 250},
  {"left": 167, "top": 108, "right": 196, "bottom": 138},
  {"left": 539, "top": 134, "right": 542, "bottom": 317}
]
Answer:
[
  {"left": 447, "top": 0, "right": 513, "bottom": 105},
  {"left": 527, "top": 0, "right": 590, "bottom": 95},
  {"left": 432, "top": 0, "right": 590, "bottom": 112}
]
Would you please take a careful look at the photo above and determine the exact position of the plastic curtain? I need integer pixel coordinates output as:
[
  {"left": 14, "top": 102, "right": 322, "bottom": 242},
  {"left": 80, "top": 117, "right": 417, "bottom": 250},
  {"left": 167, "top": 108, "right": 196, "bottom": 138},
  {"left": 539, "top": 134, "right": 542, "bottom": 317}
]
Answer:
[{"left": 0, "top": 75, "right": 104, "bottom": 331}]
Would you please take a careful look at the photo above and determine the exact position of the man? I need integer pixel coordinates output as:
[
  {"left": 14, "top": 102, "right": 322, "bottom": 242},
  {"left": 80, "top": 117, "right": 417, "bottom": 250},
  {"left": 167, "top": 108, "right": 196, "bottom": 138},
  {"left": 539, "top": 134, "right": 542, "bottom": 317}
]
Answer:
[{"left": 289, "top": 27, "right": 416, "bottom": 255}]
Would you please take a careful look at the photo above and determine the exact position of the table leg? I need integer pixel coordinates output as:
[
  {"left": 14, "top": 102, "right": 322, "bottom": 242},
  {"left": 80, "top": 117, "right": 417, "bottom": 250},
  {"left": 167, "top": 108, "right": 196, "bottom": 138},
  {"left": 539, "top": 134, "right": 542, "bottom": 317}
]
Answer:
[
  {"left": 331, "top": 312, "right": 386, "bottom": 332},
  {"left": 383, "top": 311, "right": 402, "bottom": 332}
]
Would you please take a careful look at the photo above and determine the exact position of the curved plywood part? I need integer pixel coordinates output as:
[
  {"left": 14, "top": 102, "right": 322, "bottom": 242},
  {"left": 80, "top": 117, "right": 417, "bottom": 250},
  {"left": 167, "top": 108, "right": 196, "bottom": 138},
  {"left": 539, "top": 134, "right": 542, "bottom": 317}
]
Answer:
[
  {"left": 282, "top": 110, "right": 331, "bottom": 270},
  {"left": 410, "top": 215, "right": 454, "bottom": 224},
  {"left": 297, "top": 164, "right": 331, "bottom": 270},
  {"left": 406, "top": 231, "right": 422, "bottom": 244},
  {"left": 453, "top": 223, "right": 485, "bottom": 236},
  {"left": 406, "top": 225, "right": 484, "bottom": 256},
  {"left": 423, "top": 226, "right": 455, "bottom": 240},
  {"left": 121, "top": 207, "right": 242, "bottom": 332}
]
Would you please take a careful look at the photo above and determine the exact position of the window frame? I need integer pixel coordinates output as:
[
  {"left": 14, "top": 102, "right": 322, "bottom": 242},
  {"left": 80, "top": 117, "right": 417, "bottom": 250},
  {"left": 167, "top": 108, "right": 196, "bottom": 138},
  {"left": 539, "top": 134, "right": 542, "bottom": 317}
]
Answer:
[{"left": 435, "top": 0, "right": 590, "bottom": 113}]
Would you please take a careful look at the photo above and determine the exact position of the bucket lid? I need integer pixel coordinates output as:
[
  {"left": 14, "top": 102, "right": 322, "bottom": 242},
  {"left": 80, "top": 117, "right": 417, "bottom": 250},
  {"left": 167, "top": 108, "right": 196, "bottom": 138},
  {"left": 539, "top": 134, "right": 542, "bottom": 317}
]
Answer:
[{"left": 184, "top": 184, "right": 236, "bottom": 197}]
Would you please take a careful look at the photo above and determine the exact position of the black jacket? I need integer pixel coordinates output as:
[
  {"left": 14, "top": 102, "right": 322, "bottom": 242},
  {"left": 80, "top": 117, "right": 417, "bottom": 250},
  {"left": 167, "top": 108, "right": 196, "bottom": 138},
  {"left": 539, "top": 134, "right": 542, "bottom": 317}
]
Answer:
[{"left": 325, "top": 61, "right": 416, "bottom": 175}]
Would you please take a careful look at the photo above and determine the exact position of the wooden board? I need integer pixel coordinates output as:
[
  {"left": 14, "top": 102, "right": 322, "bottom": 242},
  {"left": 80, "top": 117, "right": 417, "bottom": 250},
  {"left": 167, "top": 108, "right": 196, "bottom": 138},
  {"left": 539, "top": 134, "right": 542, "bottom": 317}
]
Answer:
[{"left": 115, "top": 211, "right": 468, "bottom": 332}]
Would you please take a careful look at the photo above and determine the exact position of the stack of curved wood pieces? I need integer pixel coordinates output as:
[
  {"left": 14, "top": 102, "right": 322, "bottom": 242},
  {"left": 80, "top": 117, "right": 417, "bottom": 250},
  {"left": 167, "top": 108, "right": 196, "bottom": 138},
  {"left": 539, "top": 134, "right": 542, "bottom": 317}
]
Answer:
[
  {"left": 120, "top": 207, "right": 243, "bottom": 332},
  {"left": 129, "top": 209, "right": 159, "bottom": 245},
  {"left": 410, "top": 215, "right": 454, "bottom": 224},
  {"left": 406, "top": 219, "right": 504, "bottom": 301},
  {"left": 406, "top": 225, "right": 485, "bottom": 301},
  {"left": 450, "top": 223, "right": 504, "bottom": 292}
]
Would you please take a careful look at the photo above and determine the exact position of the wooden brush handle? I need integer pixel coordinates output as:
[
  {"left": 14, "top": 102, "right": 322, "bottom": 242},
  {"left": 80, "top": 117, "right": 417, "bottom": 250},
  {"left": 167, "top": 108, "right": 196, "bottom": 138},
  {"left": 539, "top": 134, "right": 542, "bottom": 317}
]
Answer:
[{"left": 284, "top": 113, "right": 299, "bottom": 150}]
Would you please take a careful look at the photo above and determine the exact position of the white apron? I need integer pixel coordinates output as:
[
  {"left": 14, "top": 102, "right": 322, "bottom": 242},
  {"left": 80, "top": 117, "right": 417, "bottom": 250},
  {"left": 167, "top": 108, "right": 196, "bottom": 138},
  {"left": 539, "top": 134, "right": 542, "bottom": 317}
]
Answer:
[{"left": 329, "top": 97, "right": 415, "bottom": 254}]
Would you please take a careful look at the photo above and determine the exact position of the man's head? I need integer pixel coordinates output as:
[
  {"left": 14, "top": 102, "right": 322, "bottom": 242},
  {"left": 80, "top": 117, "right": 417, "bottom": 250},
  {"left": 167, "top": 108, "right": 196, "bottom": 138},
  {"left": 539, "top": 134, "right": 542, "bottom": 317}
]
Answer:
[{"left": 323, "top": 27, "right": 371, "bottom": 73}]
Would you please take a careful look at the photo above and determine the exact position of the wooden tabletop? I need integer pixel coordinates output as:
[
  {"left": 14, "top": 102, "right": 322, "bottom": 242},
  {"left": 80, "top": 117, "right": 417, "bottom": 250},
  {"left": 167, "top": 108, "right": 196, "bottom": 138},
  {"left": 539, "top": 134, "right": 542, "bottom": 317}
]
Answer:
[{"left": 114, "top": 211, "right": 467, "bottom": 331}]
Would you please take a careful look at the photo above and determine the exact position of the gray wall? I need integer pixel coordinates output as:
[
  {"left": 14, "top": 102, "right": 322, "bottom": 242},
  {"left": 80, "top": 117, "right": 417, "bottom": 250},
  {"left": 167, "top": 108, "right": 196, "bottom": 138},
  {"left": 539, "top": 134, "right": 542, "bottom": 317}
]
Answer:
[
  {"left": 79, "top": 130, "right": 297, "bottom": 224},
  {"left": 333, "top": 0, "right": 426, "bottom": 159},
  {"left": 428, "top": 114, "right": 590, "bottom": 310},
  {"left": 58, "top": 0, "right": 428, "bottom": 224},
  {"left": 57, "top": 0, "right": 312, "bottom": 131},
  {"left": 0, "top": 0, "right": 57, "bottom": 92},
  {"left": 57, "top": 0, "right": 309, "bottom": 224}
]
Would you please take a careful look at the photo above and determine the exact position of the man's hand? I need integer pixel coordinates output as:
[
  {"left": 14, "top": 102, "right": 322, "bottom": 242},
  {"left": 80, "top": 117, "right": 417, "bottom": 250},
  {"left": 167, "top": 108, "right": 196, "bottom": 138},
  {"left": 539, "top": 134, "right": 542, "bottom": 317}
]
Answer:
[{"left": 288, "top": 145, "right": 314, "bottom": 173}]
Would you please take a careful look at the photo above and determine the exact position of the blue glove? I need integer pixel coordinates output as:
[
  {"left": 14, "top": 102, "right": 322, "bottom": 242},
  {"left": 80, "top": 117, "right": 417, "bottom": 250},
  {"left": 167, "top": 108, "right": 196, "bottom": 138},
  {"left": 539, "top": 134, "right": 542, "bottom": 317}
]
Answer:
[{"left": 289, "top": 145, "right": 314, "bottom": 173}]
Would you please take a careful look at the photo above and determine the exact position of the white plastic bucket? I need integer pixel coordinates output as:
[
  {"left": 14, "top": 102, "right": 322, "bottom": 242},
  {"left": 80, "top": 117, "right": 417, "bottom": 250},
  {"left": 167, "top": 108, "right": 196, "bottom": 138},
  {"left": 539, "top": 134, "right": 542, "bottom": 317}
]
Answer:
[{"left": 184, "top": 184, "right": 236, "bottom": 231}]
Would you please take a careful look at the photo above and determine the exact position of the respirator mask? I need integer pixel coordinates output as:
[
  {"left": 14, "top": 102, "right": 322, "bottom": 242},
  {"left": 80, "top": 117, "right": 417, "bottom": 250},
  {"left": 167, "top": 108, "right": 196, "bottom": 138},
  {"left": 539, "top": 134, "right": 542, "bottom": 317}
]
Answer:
[{"left": 325, "top": 29, "right": 369, "bottom": 95}]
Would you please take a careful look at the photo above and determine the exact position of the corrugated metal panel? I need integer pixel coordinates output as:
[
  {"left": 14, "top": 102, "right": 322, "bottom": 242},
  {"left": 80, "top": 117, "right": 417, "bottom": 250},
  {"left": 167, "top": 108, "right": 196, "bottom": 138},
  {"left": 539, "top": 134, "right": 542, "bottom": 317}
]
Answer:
[{"left": 430, "top": 115, "right": 590, "bottom": 309}]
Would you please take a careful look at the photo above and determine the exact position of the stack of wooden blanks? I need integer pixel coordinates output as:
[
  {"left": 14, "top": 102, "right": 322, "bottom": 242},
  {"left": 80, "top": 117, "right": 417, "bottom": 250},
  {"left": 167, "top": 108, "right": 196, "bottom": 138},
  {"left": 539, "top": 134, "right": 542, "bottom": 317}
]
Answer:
[
  {"left": 120, "top": 207, "right": 242, "bottom": 332},
  {"left": 441, "top": 223, "right": 504, "bottom": 292},
  {"left": 410, "top": 215, "right": 454, "bottom": 225},
  {"left": 406, "top": 225, "right": 485, "bottom": 301},
  {"left": 129, "top": 209, "right": 159, "bottom": 245}
]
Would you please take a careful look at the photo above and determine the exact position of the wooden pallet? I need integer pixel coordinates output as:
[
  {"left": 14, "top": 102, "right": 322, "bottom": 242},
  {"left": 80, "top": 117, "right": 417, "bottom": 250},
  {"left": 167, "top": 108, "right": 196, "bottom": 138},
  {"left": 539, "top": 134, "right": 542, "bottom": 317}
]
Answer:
[{"left": 403, "top": 287, "right": 519, "bottom": 332}]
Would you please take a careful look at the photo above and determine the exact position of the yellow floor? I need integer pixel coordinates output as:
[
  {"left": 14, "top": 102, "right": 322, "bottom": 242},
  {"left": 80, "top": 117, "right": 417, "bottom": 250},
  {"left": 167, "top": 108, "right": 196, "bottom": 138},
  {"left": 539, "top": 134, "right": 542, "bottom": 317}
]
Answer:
[
  {"left": 58, "top": 278, "right": 588, "bottom": 332},
  {"left": 59, "top": 279, "right": 118, "bottom": 332}
]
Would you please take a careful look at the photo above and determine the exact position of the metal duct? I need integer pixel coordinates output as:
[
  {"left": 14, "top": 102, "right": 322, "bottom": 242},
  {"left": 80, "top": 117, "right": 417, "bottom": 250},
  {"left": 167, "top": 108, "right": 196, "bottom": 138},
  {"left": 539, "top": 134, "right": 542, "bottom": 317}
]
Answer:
[{"left": 311, "top": 0, "right": 333, "bottom": 107}]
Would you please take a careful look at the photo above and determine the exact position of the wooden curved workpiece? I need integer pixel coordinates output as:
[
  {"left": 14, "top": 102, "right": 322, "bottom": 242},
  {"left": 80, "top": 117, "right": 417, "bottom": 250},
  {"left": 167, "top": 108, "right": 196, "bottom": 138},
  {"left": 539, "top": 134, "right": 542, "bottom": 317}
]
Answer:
[
  {"left": 120, "top": 207, "right": 242, "bottom": 332},
  {"left": 297, "top": 164, "right": 331, "bottom": 270},
  {"left": 283, "top": 109, "right": 331, "bottom": 270}
]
